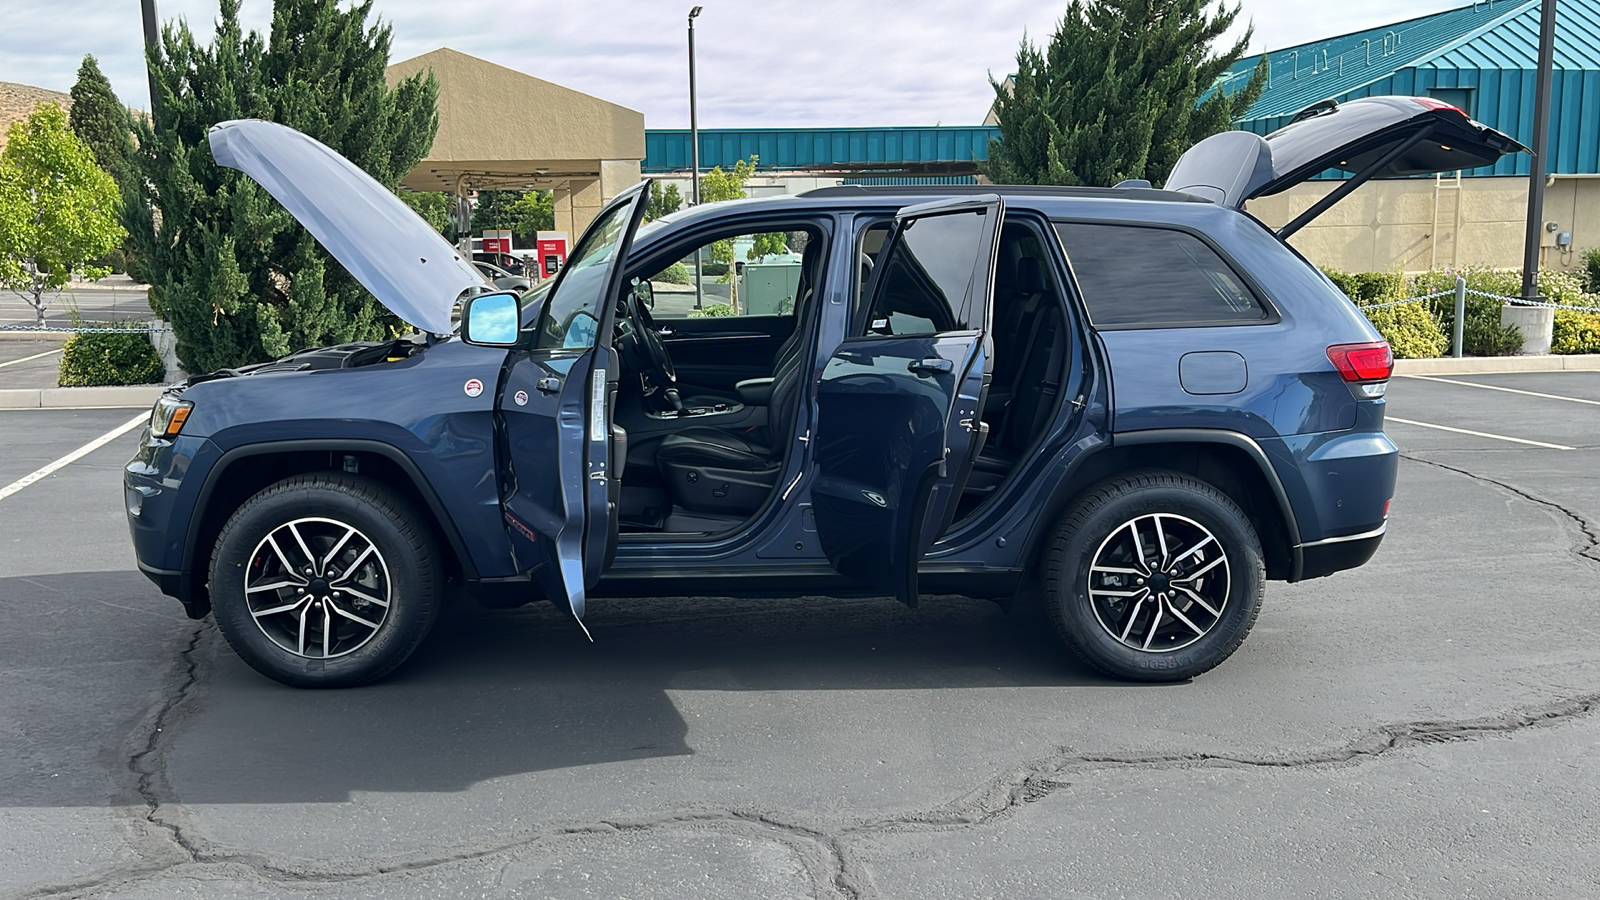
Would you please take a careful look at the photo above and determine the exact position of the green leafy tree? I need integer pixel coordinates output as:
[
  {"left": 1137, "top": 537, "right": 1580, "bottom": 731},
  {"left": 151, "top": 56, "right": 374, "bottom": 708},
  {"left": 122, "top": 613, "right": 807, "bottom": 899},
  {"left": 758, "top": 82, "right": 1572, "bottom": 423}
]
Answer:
[
  {"left": 470, "top": 189, "right": 518, "bottom": 234},
  {"left": 125, "top": 0, "right": 439, "bottom": 373},
  {"left": 400, "top": 190, "right": 454, "bottom": 238},
  {"left": 0, "top": 103, "right": 125, "bottom": 325},
  {"left": 983, "top": 0, "right": 1266, "bottom": 187},
  {"left": 470, "top": 189, "right": 553, "bottom": 247},
  {"left": 695, "top": 156, "right": 786, "bottom": 311},
  {"left": 645, "top": 180, "right": 682, "bottom": 222},
  {"left": 508, "top": 190, "right": 554, "bottom": 243}
]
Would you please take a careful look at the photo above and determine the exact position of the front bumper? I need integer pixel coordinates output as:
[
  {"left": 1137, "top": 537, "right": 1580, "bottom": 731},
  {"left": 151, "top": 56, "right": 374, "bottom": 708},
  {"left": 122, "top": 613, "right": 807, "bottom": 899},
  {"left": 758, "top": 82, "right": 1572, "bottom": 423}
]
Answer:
[{"left": 125, "top": 426, "right": 213, "bottom": 618}]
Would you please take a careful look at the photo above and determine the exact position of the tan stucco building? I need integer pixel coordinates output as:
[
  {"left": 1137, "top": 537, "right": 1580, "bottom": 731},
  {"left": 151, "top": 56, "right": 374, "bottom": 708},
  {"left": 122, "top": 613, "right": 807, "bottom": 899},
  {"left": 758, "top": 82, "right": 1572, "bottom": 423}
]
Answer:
[
  {"left": 384, "top": 48, "right": 644, "bottom": 238},
  {"left": 1249, "top": 176, "right": 1600, "bottom": 275}
]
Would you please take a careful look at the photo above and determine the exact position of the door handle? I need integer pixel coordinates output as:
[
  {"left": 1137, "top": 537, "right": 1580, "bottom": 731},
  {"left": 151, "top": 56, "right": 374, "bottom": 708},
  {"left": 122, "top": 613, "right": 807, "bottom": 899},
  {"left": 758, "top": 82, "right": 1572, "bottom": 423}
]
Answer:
[
  {"left": 536, "top": 376, "right": 561, "bottom": 394},
  {"left": 908, "top": 357, "right": 954, "bottom": 376}
]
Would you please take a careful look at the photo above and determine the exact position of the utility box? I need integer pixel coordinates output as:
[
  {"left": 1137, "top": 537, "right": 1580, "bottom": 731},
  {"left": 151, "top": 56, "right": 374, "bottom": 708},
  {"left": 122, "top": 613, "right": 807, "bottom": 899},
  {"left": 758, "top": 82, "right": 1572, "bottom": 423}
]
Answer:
[{"left": 738, "top": 262, "right": 802, "bottom": 316}]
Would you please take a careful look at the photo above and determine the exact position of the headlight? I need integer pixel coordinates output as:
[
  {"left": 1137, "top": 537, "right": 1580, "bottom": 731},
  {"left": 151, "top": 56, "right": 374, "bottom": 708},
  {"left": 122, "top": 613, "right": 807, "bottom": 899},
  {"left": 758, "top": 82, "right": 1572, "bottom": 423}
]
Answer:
[{"left": 150, "top": 395, "right": 194, "bottom": 439}]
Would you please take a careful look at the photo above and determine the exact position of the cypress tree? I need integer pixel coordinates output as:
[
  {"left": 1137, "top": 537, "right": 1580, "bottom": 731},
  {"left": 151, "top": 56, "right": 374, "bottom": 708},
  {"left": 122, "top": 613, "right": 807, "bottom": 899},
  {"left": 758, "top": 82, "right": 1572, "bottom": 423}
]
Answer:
[
  {"left": 983, "top": 0, "right": 1267, "bottom": 188},
  {"left": 125, "top": 0, "right": 439, "bottom": 373},
  {"left": 68, "top": 55, "right": 138, "bottom": 192}
]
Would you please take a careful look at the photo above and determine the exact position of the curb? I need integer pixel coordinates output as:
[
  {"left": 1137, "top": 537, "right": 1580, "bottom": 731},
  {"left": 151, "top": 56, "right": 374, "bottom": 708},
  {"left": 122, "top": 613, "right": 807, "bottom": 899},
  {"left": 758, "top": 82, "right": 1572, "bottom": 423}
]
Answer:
[
  {"left": 1394, "top": 354, "right": 1600, "bottom": 375},
  {"left": 0, "top": 385, "right": 165, "bottom": 410}
]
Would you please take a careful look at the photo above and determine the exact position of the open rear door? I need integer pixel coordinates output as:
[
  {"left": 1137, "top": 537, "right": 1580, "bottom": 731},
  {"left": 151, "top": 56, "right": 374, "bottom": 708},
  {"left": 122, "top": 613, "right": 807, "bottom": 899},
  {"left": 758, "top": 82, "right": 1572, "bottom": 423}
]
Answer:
[
  {"left": 1165, "top": 96, "right": 1526, "bottom": 237},
  {"left": 810, "top": 195, "right": 1003, "bottom": 606},
  {"left": 497, "top": 181, "right": 650, "bottom": 630}
]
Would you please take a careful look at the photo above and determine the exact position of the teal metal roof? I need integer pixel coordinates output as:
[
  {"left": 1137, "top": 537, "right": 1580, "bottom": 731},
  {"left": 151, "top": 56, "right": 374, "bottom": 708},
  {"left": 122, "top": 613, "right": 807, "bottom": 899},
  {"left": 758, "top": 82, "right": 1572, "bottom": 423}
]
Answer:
[
  {"left": 1224, "top": 0, "right": 1600, "bottom": 175},
  {"left": 643, "top": 126, "right": 998, "bottom": 176},
  {"left": 1218, "top": 1, "right": 1536, "bottom": 119}
]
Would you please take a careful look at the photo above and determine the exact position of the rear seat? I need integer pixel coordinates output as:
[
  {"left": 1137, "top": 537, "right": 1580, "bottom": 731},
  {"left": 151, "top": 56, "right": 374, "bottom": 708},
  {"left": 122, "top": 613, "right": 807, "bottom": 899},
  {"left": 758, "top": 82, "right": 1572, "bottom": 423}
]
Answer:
[{"left": 970, "top": 254, "right": 1066, "bottom": 492}]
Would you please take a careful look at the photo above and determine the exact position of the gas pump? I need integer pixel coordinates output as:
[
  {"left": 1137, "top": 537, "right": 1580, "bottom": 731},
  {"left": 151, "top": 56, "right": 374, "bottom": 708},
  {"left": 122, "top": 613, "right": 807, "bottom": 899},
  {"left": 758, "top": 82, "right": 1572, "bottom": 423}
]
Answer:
[{"left": 535, "top": 231, "right": 568, "bottom": 279}]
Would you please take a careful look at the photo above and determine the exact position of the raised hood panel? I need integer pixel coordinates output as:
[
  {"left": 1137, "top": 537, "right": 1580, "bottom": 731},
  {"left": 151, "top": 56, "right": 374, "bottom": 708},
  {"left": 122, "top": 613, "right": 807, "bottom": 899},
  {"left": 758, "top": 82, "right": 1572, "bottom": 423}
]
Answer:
[
  {"left": 209, "top": 119, "right": 485, "bottom": 335},
  {"left": 1166, "top": 96, "right": 1527, "bottom": 210}
]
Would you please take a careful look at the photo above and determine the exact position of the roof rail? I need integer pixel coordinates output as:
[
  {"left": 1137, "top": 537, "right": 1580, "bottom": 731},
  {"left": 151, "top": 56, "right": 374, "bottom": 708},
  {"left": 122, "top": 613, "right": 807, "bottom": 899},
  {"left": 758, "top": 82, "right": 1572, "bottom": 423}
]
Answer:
[{"left": 798, "top": 183, "right": 1205, "bottom": 202}]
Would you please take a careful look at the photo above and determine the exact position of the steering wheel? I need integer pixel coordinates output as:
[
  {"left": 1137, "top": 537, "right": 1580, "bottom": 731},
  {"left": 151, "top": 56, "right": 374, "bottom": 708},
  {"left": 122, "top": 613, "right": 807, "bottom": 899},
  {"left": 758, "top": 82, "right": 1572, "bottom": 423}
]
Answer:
[{"left": 616, "top": 282, "right": 678, "bottom": 404}]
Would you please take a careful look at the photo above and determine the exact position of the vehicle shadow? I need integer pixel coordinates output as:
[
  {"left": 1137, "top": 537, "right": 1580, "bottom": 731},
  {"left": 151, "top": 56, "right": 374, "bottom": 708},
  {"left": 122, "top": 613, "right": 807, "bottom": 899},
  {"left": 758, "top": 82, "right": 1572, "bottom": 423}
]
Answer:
[
  {"left": 0, "top": 571, "right": 1122, "bottom": 807},
  {"left": 172, "top": 591, "right": 1118, "bottom": 803}
]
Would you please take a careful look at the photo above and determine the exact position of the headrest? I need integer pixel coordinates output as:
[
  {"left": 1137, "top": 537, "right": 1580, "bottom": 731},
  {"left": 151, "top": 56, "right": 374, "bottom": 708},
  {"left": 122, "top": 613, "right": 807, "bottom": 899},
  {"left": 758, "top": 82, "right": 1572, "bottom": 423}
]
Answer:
[{"left": 1016, "top": 257, "right": 1046, "bottom": 295}]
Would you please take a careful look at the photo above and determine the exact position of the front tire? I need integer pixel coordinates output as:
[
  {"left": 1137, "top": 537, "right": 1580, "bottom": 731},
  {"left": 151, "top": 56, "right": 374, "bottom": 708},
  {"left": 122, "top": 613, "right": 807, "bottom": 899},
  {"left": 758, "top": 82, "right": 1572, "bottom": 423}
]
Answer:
[
  {"left": 209, "top": 473, "right": 441, "bottom": 688},
  {"left": 1043, "top": 471, "right": 1264, "bottom": 682}
]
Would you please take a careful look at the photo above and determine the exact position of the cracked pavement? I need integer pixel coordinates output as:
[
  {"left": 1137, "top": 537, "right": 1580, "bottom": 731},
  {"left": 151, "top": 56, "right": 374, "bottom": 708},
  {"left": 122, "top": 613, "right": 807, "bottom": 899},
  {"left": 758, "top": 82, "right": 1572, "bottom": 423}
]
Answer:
[{"left": 3, "top": 372, "right": 1600, "bottom": 898}]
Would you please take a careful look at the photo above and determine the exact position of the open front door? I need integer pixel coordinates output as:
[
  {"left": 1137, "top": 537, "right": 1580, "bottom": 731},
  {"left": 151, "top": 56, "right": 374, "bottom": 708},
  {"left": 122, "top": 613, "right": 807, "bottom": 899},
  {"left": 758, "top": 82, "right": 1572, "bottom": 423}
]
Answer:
[
  {"left": 811, "top": 195, "right": 1003, "bottom": 606},
  {"left": 497, "top": 181, "right": 650, "bottom": 628}
]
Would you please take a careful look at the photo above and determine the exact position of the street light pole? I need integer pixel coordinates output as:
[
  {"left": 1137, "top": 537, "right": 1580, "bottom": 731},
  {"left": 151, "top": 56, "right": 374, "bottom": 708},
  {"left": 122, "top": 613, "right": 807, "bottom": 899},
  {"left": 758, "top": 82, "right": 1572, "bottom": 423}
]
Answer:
[
  {"left": 688, "top": 6, "right": 703, "bottom": 205},
  {"left": 139, "top": 0, "right": 163, "bottom": 133},
  {"left": 688, "top": 6, "right": 704, "bottom": 308},
  {"left": 1520, "top": 0, "right": 1558, "bottom": 301}
]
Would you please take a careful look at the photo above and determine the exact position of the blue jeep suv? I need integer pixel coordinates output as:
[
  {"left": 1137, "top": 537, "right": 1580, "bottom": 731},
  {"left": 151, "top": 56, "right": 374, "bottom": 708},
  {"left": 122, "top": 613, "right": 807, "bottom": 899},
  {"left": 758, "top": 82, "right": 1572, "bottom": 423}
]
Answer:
[{"left": 125, "top": 97, "right": 1522, "bottom": 687}]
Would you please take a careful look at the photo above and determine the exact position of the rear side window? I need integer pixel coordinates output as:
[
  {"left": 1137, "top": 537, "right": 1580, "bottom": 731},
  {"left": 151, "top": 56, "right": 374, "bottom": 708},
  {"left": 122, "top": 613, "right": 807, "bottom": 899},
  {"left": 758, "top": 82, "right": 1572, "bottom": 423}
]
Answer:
[{"left": 1053, "top": 223, "right": 1267, "bottom": 328}]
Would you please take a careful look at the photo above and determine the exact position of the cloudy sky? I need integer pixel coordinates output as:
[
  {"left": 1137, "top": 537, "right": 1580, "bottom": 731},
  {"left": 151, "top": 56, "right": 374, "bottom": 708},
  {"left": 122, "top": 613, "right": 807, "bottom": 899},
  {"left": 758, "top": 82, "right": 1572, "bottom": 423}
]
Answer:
[{"left": 6, "top": 0, "right": 1455, "bottom": 128}]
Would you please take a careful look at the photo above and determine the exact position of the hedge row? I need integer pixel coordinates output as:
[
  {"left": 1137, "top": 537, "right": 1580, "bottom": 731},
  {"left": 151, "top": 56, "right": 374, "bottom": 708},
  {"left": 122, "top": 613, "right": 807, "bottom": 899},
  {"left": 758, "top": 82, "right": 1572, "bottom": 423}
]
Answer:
[{"left": 1323, "top": 266, "right": 1600, "bottom": 358}]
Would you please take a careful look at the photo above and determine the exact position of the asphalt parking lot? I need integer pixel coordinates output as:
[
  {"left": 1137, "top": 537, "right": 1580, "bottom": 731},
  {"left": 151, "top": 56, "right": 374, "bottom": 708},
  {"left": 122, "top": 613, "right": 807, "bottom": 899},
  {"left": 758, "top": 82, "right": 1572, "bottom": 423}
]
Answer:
[
  {"left": 3, "top": 371, "right": 1599, "bottom": 899},
  {"left": 0, "top": 280, "right": 154, "bottom": 330}
]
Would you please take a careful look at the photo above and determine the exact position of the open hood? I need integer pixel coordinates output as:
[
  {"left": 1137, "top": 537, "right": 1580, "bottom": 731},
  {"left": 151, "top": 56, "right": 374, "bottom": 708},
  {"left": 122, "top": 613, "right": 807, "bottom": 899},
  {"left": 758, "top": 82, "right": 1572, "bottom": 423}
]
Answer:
[
  {"left": 209, "top": 119, "right": 485, "bottom": 335},
  {"left": 1165, "top": 96, "right": 1526, "bottom": 234}
]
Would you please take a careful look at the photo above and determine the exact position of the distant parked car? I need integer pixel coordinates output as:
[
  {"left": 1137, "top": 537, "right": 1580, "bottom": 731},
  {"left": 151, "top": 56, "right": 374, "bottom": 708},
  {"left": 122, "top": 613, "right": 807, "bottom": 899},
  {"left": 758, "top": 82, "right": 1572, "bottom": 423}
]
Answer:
[
  {"left": 473, "top": 260, "right": 531, "bottom": 293},
  {"left": 472, "top": 252, "right": 527, "bottom": 276}
]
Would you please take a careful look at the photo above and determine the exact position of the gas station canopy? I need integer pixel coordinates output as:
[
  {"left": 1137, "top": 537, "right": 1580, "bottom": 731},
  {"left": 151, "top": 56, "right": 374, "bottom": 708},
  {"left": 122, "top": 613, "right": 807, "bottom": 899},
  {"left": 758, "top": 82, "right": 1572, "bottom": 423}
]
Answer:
[{"left": 384, "top": 48, "right": 645, "bottom": 236}]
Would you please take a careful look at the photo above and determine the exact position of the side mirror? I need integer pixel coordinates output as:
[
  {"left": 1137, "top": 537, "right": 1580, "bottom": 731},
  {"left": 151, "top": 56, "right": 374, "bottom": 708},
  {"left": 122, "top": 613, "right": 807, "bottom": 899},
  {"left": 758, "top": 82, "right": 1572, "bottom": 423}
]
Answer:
[
  {"left": 633, "top": 278, "right": 655, "bottom": 310},
  {"left": 460, "top": 291, "right": 522, "bottom": 347}
]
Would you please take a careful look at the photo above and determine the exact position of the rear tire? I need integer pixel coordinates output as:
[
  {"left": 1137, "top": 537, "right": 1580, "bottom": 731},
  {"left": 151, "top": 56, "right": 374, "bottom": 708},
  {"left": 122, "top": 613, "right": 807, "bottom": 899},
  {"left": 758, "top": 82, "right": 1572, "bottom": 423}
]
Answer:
[
  {"left": 209, "top": 473, "right": 441, "bottom": 688},
  {"left": 1043, "top": 471, "right": 1263, "bottom": 682}
]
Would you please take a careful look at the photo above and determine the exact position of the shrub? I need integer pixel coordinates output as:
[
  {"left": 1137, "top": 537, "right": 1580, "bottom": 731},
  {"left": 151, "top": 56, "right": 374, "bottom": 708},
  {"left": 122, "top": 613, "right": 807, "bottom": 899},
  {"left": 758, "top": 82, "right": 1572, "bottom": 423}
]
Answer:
[
  {"left": 1582, "top": 247, "right": 1600, "bottom": 295},
  {"left": 1357, "top": 298, "right": 1448, "bottom": 359},
  {"left": 92, "top": 247, "right": 128, "bottom": 274},
  {"left": 688, "top": 303, "right": 737, "bottom": 318},
  {"left": 1322, "top": 269, "right": 1403, "bottom": 304},
  {"left": 1552, "top": 310, "right": 1600, "bottom": 355},
  {"left": 655, "top": 262, "right": 691, "bottom": 285},
  {"left": 1412, "top": 268, "right": 1523, "bottom": 356},
  {"left": 58, "top": 325, "right": 166, "bottom": 386}
]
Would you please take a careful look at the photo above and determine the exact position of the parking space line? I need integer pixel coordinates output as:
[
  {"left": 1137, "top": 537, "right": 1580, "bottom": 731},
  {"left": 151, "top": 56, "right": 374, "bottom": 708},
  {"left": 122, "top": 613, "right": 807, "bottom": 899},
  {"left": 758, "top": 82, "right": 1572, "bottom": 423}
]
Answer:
[
  {"left": 1387, "top": 416, "right": 1576, "bottom": 450},
  {"left": 0, "top": 412, "right": 147, "bottom": 502},
  {"left": 0, "top": 347, "right": 62, "bottom": 368},
  {"left": 1396, "top": 374, "right": 1600, "bottom": 407}
]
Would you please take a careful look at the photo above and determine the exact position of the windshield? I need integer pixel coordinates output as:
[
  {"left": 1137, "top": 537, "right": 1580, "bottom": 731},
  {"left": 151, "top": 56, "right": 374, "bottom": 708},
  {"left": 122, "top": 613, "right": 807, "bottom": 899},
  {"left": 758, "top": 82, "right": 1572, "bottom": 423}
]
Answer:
[{"left": 534, "top": 201, "right": 631, "bottom": 350}]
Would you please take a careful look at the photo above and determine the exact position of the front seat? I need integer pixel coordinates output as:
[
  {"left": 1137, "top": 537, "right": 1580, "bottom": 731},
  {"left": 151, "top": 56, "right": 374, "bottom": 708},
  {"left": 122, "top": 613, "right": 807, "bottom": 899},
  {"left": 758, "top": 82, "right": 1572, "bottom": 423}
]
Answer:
[
  {"left": 654, "top": 332, "right": 807, "bottom": 518},
  {"left": 728, "top": 236, "right": 825, "bottom": 407}
]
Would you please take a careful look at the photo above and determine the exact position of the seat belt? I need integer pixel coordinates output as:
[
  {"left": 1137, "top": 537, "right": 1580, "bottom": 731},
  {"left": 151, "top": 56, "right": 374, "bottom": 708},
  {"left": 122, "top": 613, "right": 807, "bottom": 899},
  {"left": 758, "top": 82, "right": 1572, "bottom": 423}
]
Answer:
[
  {"left": 993, "top": 290, "right": 1047, "bottom": 447},
  {"left": 1029, "top": 314, "right": 1069, "bottom": 441}
]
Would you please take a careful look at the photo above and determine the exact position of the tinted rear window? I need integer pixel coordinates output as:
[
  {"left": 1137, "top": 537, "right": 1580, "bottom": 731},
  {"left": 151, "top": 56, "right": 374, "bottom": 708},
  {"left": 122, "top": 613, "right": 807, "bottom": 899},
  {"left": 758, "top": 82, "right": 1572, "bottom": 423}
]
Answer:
[{"left": 1053, "top": 223, "right": 1267, "bottom": 328}]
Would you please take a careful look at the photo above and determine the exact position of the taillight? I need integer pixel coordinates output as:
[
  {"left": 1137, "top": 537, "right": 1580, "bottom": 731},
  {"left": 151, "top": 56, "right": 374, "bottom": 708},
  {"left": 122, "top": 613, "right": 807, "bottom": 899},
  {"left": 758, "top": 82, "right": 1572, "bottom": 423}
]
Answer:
[{"left": 1327, "top": 341, "right": 1393, "bottom": 382}]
